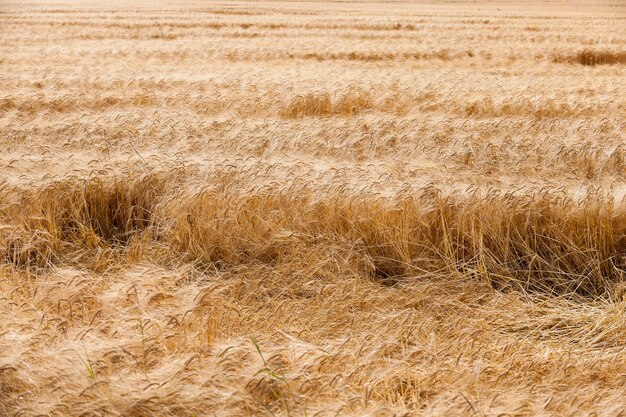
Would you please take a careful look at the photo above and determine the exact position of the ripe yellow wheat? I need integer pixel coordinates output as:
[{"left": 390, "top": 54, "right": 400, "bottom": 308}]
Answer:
[{"left": 0, "top": 0, "right": 625, "bottom": 416}]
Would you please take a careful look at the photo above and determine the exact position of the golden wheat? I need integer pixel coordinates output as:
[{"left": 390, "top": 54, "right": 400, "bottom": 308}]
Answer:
[{"left": 1, "top": 0, "right": 625, "bottom": 416}]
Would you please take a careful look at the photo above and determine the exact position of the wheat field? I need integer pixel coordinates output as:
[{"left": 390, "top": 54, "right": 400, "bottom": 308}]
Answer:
[{"left": 1, "top": 0, "right": 625, "bottom": 415}]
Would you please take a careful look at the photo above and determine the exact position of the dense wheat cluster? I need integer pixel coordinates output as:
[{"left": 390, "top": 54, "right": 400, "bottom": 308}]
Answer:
[{"left": 1, "top": 0, "right": 626, "bottom": 415}]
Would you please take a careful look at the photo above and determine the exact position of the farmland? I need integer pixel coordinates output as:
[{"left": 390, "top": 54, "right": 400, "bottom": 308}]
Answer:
[{"left": 0, "top": 0, "right": 625, "bottom": 415}]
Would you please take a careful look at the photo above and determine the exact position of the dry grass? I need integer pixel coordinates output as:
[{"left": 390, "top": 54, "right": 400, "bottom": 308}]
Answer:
[{"left": 1, "top": 0, "right": 626, "bottom": 416}]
